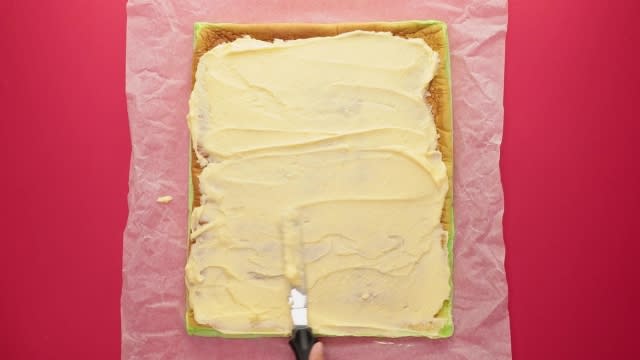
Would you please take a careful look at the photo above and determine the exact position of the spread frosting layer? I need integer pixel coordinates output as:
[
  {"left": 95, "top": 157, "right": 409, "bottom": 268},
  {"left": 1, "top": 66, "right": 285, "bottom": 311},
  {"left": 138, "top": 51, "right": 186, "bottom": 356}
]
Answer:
[{"left": 186, "top": 30, "right": 451, "bottom": 337}]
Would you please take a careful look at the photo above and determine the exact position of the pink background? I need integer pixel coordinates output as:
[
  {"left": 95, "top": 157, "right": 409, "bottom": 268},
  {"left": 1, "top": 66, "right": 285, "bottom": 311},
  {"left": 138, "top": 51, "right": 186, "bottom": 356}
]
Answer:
[{"left": 1, "top": 0, "right": 639, "bottom": 359}]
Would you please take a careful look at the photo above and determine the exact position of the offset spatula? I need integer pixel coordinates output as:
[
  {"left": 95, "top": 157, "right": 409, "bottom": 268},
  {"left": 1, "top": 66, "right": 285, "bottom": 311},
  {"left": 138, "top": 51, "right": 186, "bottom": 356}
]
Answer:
[
  {"left": 283, "top": 214, "right": 317, "bottom": 360},
  {"left": 288, "top": 287, "right": 317, "bottom": 360}
]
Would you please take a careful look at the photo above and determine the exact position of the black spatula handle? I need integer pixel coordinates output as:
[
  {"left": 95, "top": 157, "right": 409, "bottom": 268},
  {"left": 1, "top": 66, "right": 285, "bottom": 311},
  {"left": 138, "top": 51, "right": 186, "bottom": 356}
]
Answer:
[{"left": 289, "top": 325, "right": 317, "bottom": 360}]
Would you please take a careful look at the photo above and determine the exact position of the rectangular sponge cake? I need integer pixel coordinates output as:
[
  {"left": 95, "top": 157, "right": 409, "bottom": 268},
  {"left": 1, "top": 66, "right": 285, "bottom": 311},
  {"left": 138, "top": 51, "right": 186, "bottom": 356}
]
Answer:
[{"left": 186, "top": 21, "right": 454, "bottom": 339}]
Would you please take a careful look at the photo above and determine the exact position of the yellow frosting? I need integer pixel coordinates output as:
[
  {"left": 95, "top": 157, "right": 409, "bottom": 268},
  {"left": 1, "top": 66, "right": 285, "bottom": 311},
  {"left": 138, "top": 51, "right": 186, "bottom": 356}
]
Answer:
[{"left": 186, "top": 30, "right": 450, "bottom": 337}]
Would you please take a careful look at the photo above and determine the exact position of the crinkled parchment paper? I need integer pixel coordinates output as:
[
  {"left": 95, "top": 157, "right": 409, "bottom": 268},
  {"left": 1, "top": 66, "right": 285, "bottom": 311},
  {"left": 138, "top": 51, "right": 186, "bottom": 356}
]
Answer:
[{"left": 123, "top": 0, "right": 510, "bottom": 358}]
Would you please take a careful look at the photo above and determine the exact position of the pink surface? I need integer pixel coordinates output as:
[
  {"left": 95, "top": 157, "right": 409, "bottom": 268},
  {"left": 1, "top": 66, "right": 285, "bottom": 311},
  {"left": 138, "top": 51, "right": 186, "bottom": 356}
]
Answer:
[
  {"left": 123, "top": 0, "right": 510, "bottom": 359},
  {"left": 3, "top": 1, "right": 640, "bottom": 359}
]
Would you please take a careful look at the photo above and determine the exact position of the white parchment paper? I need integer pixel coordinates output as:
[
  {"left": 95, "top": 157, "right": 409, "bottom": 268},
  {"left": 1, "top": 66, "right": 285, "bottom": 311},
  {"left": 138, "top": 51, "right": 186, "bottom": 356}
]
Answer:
[{"left": 123, "top": 1, "right": 510, "bottom": 358}]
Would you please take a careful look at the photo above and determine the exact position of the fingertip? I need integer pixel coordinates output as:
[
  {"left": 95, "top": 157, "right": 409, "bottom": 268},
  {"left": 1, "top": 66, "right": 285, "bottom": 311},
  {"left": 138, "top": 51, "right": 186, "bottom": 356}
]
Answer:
[{"left": 310, "top": 341, "right": 324, "bottom": 360}]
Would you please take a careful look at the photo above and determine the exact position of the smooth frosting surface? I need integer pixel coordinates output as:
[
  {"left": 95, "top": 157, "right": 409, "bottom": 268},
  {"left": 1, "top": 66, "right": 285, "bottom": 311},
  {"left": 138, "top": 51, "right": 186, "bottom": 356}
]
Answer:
[{"left": 186, "top": 30, "right": 450, "bottom": 336}]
